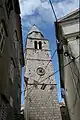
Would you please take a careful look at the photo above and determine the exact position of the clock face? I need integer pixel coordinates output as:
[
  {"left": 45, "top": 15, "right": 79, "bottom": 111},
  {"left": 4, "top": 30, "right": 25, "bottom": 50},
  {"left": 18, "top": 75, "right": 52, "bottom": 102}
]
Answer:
[{"left": 37, "top": 67, "right": 45, "bottom": 76}]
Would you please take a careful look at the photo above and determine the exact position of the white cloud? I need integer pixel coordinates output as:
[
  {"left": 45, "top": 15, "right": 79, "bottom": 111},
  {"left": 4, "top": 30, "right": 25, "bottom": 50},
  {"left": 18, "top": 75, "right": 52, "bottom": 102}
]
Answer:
[
  {"left": 19, "top": 0, "right": 79, "bottom": 17},
  {"left": 53, "top": 0, "right": 79, "bottom": 18},
  {"left": 19, "top": 0, "right": 79, "bottom": 28},
  {"left": 19, "top": 0, "right": 41, "bottom": 16}
]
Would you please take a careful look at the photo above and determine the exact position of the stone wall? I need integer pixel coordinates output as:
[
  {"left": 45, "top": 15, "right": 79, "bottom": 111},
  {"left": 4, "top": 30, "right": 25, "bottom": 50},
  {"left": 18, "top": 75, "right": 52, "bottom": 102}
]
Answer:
[
  {"left": 25, "top": 88, "right": 61, "bottom": 120},
  {"left": 24, "top": 26, "right": 62, "bottom": 120}
]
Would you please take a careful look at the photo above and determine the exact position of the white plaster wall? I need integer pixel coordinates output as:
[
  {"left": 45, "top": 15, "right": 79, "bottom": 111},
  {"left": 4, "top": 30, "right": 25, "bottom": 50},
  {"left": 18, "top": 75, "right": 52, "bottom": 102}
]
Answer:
[
  {"left": 62, "top": 21, "right": 79, "bottom": 35},
  {"left": 68, "top": 38, "right": 80, "bottom": 73},
  {"left": 60, "top": 15, "right": 80, "bottom": 120},
  {"left": 64, "top": 56, "right": 80, "bottom": 120}
]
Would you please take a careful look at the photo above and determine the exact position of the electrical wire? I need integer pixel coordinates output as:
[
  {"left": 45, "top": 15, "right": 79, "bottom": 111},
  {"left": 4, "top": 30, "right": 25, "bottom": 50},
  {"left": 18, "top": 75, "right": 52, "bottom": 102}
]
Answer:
[
  {"left": 69, "top": 58, "right": 80, "bottom": 98},
  {"left": 21, "top": 0, "right": 59, "bottom": 105},
  {"left": 22, "top": 40, "right": 62, "bottom": 96},
  {"left": 45, "top": 49, "right": 57, "bottom": 69},
  {"left": 23, "top": 54, "right": 80, "bottom": 95},
  {"left": 48, "top": 0, "right": 57, "bottom": 21},
  {"left": 39, "top": 55, "right": 80, "bottom": 84},
  {"left": 21, "top": 87, "right": 33, "bottom": 105},
  {"left": 37, "top": 48, "right": 57, "bottom": 83},
  {"left": 36, "top": 0, "right": 62, "bottom": 83},
  {"left": 22, "top": 0, "right": 79, "bottom": 103},
  {"left": 21, "top": 39, "right": 79, "bottom": 103},
  {"left": 68, "top": 44, "right": 80, "bottom": 76},
  {"left": 21, "top": 48, "right": 57, "bottom": 95},
  {"left": 68, "top": 61, "right": 78, "bottom": 115},
  {"left": 21, "top": 0, "right": 58, "bottom": 96},
  {"left": 21, "top": 87, "right": 33, "bottom": 94},
  {"left": 21, "top": 55, "right": 80, "bottom": 104}
]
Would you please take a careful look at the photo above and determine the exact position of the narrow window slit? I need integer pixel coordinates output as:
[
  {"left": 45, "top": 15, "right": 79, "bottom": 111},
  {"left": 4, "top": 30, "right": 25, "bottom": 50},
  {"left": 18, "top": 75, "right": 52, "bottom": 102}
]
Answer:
[
  {"left": 39, "top": 41, "right": 42, "bottom": 49},
  {"left": 34, "top": 41, "right": 37, "bottom": 49}
]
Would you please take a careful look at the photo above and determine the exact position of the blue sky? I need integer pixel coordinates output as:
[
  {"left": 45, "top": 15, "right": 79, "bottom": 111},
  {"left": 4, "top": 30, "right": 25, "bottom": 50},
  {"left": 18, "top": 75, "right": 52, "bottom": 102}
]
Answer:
[{"left": 19, "top": 0, "right": 79, "bottom": 104}]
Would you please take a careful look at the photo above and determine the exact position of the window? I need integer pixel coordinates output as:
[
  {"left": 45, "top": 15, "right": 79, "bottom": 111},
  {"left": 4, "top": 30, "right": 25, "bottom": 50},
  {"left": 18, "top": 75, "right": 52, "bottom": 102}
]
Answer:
[
  {"left": 39, "top": 41, "right": 42, "bottom": 49},
  {"left": 9, "top": 58, "right": 15, "bottom": 83},
  {"left": 0, "top": 22, "right": 6, "bottom": 55},
  {"left": 5, "top": 0, "right": 13, "bottom": 17},
  {"left": 34, "top": 41, "right": 37, "bottom": 49},
  {"left": 34, "top": 41, "right": 42, "bottom": 49}
]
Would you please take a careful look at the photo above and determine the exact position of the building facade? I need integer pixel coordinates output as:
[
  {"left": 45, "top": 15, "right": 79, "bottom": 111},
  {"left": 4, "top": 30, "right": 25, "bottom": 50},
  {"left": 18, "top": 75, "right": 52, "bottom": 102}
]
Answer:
[
  {"left": 24, "top": 25, "right": 62, "bottom": 120},
  {"left": 0, "top": 0, "right": 24, "bottom": 120},
  {"left": 55, "top": 9, "right": 80, "bottom": 120}
]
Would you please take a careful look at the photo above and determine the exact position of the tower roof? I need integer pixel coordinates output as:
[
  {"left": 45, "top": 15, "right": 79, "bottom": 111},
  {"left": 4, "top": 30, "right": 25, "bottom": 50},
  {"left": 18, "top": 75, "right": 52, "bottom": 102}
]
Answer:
[{"left": 28, "top": 25, "right": 43, "bottom": 36}]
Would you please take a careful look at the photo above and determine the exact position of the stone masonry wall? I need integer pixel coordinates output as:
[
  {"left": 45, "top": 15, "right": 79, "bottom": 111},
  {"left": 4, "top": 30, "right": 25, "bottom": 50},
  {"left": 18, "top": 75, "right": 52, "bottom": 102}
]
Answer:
[
  {"left": 25, "top": 88, "right": 61, "bottom": 120},
  {"left": 24, "top": 28, "right": 62, "bottom": 120}
]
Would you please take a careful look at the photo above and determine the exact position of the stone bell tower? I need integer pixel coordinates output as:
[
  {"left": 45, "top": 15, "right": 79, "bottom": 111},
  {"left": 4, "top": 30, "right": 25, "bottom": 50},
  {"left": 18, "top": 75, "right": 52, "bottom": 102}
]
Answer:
[{"left": 24, "top": 25, "right": 62, "bottom": 120}]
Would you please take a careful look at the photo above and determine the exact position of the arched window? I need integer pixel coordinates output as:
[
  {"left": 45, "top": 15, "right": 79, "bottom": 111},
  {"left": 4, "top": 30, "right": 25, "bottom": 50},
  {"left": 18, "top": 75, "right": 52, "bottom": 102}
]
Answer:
[
  {"left": 39, "top": 41, "right": 42, "bottom": 49},
  {"left": 34, "top": 41, "right": 37, "bottom": 49}
]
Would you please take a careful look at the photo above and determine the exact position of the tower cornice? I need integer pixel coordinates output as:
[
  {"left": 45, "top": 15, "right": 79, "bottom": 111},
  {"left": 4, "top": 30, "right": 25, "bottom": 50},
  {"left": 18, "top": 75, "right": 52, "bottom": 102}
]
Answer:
[
  {"left": 25, "top": 48, "right": 51, "bottom": 51},
  {"left": 26, "top": 58, "right": 52, "bottom": 61},
  {"left": 27, "top": 37, "right": 49, "bottom": 41}
]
